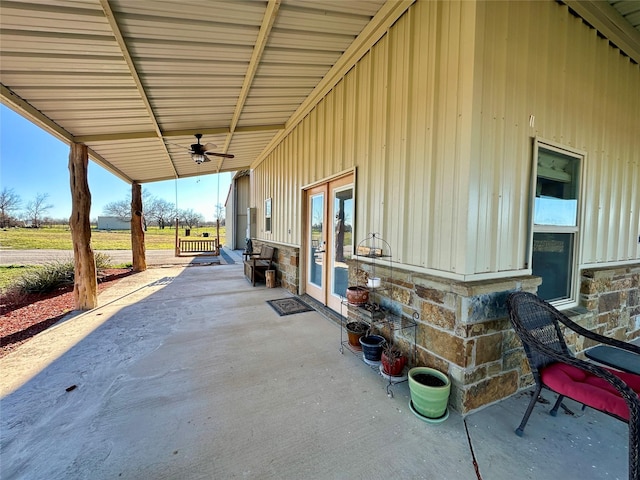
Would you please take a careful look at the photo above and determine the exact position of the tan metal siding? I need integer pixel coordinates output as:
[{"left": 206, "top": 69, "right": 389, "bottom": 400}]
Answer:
[
  {"left": 253, "top": 0, "right": 640, "bottom": 276},
  {"left": 473, "top": 1, "right": 640, "bottom": 269},
  {"left": 254, "top": 0, "right": 476, "bottom": 274}
]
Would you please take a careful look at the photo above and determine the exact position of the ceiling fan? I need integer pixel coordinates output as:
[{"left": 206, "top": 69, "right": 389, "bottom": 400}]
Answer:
[{"left": 187, "top": 133, "right": 234, "bottom": 164}]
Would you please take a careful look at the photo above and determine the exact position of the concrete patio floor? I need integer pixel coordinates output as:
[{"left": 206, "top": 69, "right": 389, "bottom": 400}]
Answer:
[{"left": 0, "top": 250, "right": 631, "bottom": 479}]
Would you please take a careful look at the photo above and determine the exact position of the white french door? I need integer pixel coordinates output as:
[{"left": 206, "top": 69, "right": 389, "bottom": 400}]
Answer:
[{"left": 304, "top": 174, "right": 354, "bottom": 312}]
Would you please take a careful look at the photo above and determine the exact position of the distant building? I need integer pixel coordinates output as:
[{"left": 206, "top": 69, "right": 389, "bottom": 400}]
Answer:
[{"left": 97, "top": 216, "right": 130, "bottom": 230}]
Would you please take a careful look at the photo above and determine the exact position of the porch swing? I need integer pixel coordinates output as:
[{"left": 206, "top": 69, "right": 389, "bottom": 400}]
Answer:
[
  {"left": 175, "top": 223, "right": 220, "bottom": 256},
  {"left": 173, "top": 174, "right": 221, "bottom": 257}
]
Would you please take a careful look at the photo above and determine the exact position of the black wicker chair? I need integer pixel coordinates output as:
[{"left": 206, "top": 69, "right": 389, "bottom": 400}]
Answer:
[{"left": 506, "top": 291, "right": 640, "bottom": 480}]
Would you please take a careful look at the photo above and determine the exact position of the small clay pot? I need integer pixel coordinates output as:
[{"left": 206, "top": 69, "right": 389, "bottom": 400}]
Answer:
[
  {"left": 346, "top": 321, "right": 368, "bottom": 348},
  {"left": 346, "top": 286, "right": 369, "bottom": 305}
]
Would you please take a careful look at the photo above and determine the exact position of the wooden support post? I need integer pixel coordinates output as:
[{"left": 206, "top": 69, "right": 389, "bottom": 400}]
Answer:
[
  {"left": 131, "top": 182, "right": 147, "bottom": 272},
  {"left": 68, "top": 143, "right": 97, "bottom": 310}
]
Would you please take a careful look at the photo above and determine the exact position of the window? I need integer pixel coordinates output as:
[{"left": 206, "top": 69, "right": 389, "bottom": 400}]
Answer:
[
  {"left": 265, "top": 198, "right": 272, "bottom": 233},
  {"left": 530, "top": 142, "right": 582, "bottom": 305}
]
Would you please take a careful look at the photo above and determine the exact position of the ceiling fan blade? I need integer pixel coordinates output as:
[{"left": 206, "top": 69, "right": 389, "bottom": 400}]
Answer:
[
  {"left": 206, "top": 152, "right": 235, "bottom": 159},
  {"left": 202, "top": 142, "right": 218, "bottom": 153}
]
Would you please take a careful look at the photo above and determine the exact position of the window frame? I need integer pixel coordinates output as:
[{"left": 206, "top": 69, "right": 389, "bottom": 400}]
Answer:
[
  {"left": 529, "top": 139, "right": 585, "bottom": 308},
  {"left": 264, "top": 197, "right": 272, "bottom": 233}
]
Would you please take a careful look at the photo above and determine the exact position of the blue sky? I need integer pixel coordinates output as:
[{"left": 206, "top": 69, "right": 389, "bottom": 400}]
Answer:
[{"left": 0, "top": 105, "right": 231, "bottom": 222}]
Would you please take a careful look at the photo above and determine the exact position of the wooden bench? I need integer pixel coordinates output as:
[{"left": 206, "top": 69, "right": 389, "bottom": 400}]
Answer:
[{"left": 243, "top": 245, "right": 275, "bottom": 286}]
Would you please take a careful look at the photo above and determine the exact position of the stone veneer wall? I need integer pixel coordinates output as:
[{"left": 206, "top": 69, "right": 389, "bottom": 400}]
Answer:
[
  {"left": 346, "top": 260, "right": 640, "bottom": 415},
  {"left": 580, "top": 265, "right": 640, "bottom": 344},
  {"left": 251, "top": 241, "right": 299, "bottom": 294},
  {"left": 507, "top": 264, "right": 640, "bottom": 412}
]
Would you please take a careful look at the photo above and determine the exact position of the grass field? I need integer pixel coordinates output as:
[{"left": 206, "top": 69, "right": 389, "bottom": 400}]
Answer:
[
  {"left": 0, "top": 225, "right": 225, "bottom": 250},
  {"left": 0, "top": 225, "right": 226, "bottom": 291},
  {"left": 0, "top": 265, "right": 41, "bottom": 291}
]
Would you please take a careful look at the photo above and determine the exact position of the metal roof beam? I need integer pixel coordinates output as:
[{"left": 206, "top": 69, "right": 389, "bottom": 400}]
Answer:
[
  {"left": 252, "top": 0, "right": 416, "bottom": 169},
  {"left": 74, "top": 124, "right": 285, "bottom": 143},
  {"left": 99, "top": 0, "right": 178, "bottom": 178},
  {"left": 1, "top": 84, "right": 133, "bottom": 183},
  {"left": 220, "top": 0, "right": 281, "bottom": 172},
  {"left": 86, "top": 148, "right": 133, "bottom": 184},
  {"left": 1, "top": 84, "right": 74, "bottom": 145}
]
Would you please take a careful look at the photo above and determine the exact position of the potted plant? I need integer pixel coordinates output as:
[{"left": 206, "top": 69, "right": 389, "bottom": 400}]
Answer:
[
  {"left": 408, "top": 367, "right": 451, "bottom": 422},
  {"left": 381, "top": 343, "right": 407, "bottom": 377},
  {"left": 345, "top": 321, "right": 368, "bottom": 348},
  {"left": 346, "top": 285, "right": 369, "bottom": 305},
  {"left": 359, "top": 334, "right": 385, "bottom": 365}
]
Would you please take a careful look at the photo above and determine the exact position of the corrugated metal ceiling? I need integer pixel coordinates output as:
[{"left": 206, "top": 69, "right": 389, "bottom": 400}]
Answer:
[
  {"left": 609, "top": 0, "right": 640, "bottom": 30},
  {"left": 1, "top": 0, "right": 638, "bottom": 185},
  {"left": 0, "top": 0, "right": 390, "bottom": 183}
]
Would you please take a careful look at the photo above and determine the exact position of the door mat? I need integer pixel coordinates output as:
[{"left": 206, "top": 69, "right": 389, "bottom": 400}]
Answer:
[{"left": 267, "top": 297, "right": 314, "bottom": 316}]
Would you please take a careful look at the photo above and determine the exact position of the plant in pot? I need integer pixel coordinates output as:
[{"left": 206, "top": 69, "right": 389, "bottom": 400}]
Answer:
[
  {"left": 345, "top": 321, "right": 369, "bottom": 349},
  {"left": 408, "top": 367, "right": 451, "bottom": 423},
  {"left": 381, "top": 343, "right": 407, "bottom": 377},
  {"left": 359, "top": 334, "right": 385, "bottom": 365},
  {"left": 346, "top": 285, "right": 369, "bottom": 305}
]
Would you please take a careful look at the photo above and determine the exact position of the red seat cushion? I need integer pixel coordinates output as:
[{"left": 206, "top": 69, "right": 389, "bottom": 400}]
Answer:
[{"left": 541, "top": 363, "right": 640, "bottom": 421}]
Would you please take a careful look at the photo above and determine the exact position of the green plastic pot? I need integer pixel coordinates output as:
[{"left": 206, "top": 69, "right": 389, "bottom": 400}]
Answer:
[{"left": 408, "top": 367, "right": 451, "bottom": 419}]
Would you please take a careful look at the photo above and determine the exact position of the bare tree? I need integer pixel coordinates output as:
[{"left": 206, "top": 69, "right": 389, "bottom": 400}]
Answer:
[
  {"left": 179, "top": 208, "right": 203, "bottom": 229},
  {"left": 140, "top": 189, "right": 157, "bottom": 230},
  {"left": 103, "top": 199, "right": 130, "bottom": 218},
  {"left": 0, "top": 187, "right": 22, "bottom": 227},
  {"left": 147, "top": 197, "right": 176, "bottom": 229},
  {"left": 24, "top": 192, "right": 53, "bottom": 227},
  {"left": 214, "top": 203, "right": 225, "bottom": 225}
]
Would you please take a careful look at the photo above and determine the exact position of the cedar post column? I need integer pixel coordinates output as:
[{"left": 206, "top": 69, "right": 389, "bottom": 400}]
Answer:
[
  {"left": 69, "top": 143, "right": 97, "bottom": 310},
  {"left": 131, "top": 182, "right": 147, "bottom": 272}
]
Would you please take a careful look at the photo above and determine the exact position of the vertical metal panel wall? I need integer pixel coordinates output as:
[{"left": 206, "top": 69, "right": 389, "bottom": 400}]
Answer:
[
  {"left": 472, "top": 1, "right": 640, "bottom": 270},
  {"left": 253, "top": 0, "right": 640, "bottom": 278}
]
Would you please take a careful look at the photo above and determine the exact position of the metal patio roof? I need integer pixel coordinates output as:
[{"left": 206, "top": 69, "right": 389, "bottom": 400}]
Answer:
[{"left": 1, "top": 0, "right": 639, "bottom": 185}]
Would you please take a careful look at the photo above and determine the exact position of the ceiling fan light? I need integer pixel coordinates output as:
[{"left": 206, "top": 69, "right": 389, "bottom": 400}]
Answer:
[{"left": 192, "top": 153, "right": 205, "bottom": 164}]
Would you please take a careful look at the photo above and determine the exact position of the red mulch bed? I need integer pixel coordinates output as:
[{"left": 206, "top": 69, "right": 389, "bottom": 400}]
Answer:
[{"left": 0, "top": 269, "right": 134, "bottom": 358}]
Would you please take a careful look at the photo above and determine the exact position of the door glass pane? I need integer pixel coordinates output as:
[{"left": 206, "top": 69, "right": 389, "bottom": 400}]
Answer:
[
  {"left": 532, "top": 232, "right": 574, "bottom": 302},
  {"left": 331, "top": 186, "right": 353, "bottom": 298},
  {"left": 534, "top": 149, "right": 580, "bottom": 226},
  {"left": 309, "top": 193, "right": 324, "bottom": 287}
]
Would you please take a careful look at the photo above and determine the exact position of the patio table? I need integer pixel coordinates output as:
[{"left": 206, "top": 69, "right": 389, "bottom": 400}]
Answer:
[{"left": 584, "top": 345, "right": 640, "bottom": 375}]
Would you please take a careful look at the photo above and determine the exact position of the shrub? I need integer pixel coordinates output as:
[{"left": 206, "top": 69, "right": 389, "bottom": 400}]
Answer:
[
  {"left": 16, "top": 260, "right": 74, "bottom": 294},
  {"left": 1, "top": 284, "right": 28, "bottom": 307},
  {"left": 14, "top": 253, "right": 115, "bottom": 294},
  {"left": 94, "top": 252, "right": 114, "bottom": 270}
]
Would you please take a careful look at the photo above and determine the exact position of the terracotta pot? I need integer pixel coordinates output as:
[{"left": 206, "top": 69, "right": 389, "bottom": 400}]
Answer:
[
  {"left": 345, "top": 321, "right": 368, "bottom": 348},
  {"left": 346, "top": 286, "right": 369, "bottom": 305},
  {"left": 381, "top": 351, "right": 407, "bottom": 376}
]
